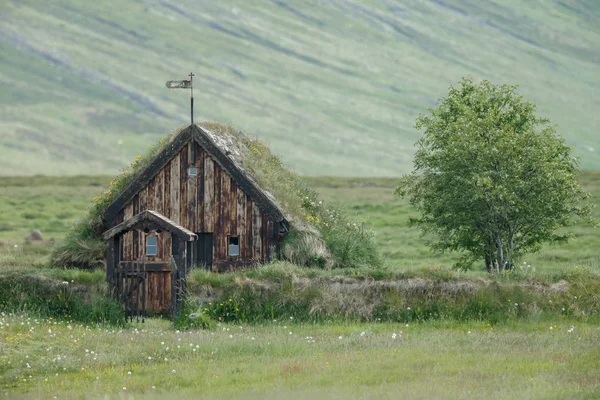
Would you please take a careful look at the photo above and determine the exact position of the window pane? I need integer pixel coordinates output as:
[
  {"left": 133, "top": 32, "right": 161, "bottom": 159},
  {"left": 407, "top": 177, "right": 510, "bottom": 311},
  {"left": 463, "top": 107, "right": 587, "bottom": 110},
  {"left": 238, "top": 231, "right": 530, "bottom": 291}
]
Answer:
[
  {"left": 228, "top": 236, "right": 239, "bottom": 256},
  {"left": 228, "top": 244, "right": 239, "bottom": 256},
  {"left": 146, "top": 236, "right": 158, "bottom": 256},
  {"left": 189, "top": 167, "right": 197, "bottom": 176}
]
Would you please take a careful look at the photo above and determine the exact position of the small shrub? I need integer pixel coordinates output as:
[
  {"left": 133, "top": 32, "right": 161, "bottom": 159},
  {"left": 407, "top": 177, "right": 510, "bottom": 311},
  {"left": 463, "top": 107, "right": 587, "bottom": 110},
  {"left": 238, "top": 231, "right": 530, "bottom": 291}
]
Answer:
[
  {"left": 173, "top": 299, "right": 213, "bottom": 330},
  {"left": 204, "top": 297, "right": 243, "bottom": 323}
]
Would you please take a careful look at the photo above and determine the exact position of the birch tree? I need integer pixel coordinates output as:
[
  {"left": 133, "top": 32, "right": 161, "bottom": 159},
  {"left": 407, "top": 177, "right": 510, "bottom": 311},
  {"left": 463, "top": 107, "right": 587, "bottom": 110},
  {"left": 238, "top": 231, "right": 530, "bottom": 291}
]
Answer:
[{"left": 396, "top": 78, "right": 595, "bottom": 272}]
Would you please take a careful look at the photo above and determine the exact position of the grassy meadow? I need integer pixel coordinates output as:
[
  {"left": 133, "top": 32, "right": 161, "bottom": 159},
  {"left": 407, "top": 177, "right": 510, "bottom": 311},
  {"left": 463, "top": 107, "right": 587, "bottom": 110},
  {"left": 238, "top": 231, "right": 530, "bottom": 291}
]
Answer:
[
  {"left": 1, "top": 173, "right": 600, "bottom": 398},
  {"left": 1, "top": 315, "right": 599, "bottom": 399}
]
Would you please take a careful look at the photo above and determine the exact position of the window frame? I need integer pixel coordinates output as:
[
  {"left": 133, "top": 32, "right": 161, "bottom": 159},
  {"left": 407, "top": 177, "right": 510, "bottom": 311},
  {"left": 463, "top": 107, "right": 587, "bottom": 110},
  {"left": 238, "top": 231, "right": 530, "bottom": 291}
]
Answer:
[
  {"left": 228, "top": 236, "right": 240, "bottom": 257},
  {"left": 146, "top": 235, "right": 158, "bottom": 256}
]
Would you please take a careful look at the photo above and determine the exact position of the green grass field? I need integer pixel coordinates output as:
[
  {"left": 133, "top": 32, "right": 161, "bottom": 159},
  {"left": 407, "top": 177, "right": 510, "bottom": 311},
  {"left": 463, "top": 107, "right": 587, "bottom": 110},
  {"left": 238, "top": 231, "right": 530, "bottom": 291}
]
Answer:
[
  {"left": 1, "top": 0, "right": 599, "bottom": 176},
  {"left": 2, "top": 315, "right": 599, "bottom": 399}
]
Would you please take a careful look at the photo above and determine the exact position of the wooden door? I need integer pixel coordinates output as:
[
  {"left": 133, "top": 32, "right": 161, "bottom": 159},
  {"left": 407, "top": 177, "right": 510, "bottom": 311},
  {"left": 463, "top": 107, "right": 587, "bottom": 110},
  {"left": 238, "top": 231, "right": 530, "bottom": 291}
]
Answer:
[
  {"left": 195, "top": 233, "right": 213, "bottom": 269},
  {"left": 146, "top": 268, "right": 172, "bottom": 314},
  {"left": 116, "top": 261, "right": 172, "bottom": 315}
]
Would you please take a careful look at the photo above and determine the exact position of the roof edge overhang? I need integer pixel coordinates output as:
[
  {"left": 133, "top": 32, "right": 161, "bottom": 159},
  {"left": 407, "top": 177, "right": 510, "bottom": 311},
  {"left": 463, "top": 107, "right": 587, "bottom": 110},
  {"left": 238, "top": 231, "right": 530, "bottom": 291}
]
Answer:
[{"left": 102, "top": 210, "right": 197, "bottom": 241}]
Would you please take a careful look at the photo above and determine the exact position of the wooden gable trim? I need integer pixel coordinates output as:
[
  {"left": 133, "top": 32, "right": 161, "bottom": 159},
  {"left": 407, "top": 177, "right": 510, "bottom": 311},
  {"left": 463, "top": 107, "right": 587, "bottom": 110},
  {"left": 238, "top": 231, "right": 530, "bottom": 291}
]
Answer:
[
  {"left": 102, "top": 124, "right": 288, "bottom": 229},
  {"left": 102, "top": 210, "right": 197, "bottom": 241}
]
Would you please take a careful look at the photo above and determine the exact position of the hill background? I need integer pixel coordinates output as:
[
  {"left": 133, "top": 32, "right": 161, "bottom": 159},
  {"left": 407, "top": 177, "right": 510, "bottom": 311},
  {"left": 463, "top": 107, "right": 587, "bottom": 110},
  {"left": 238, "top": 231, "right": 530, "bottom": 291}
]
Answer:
[{"left": 1, "top": 0, "right": 599, "bottom": 176}]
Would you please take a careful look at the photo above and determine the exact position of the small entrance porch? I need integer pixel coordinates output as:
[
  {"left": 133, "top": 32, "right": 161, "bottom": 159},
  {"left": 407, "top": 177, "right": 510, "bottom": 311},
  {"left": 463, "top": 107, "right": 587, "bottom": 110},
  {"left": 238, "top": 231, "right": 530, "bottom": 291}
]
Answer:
[{"left": 102, "top": 210, "right": 197, "bottom": 319}]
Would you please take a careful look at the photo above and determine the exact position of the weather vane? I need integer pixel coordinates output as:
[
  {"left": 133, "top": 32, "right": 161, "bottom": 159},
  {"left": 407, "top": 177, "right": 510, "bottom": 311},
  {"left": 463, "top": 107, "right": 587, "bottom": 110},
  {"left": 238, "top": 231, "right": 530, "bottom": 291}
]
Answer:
[{"left": 166, "top": 72, "right": 194, "bottom": 125}]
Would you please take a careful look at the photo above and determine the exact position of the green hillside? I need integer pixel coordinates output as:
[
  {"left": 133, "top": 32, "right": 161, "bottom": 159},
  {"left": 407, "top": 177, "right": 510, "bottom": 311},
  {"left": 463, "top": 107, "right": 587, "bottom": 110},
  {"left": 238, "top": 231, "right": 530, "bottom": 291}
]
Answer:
[{"left": 1, "top": 0, "right": 599, "bottom": 176}]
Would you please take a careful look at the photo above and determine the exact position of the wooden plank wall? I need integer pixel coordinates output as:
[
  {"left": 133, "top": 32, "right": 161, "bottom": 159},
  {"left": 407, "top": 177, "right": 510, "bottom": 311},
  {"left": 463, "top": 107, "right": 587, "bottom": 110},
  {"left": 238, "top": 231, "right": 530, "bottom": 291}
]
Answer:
[{"left": 115, "top": 140, "right": 276, "bottom": 269}]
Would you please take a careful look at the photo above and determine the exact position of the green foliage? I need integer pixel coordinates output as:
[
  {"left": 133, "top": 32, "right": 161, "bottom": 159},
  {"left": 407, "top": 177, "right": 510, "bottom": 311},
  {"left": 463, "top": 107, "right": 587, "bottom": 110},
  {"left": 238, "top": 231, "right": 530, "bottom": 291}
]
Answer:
[
  {"left": 173, "top": 299, "right": 213, "bottom": 330},
  {"left": 397, "top": 78, "right": 596, "bottom": 273},
  {"left": 203, "top": 297, "right": 244, "bottom": 323},
  {"left": 49, "top": 219, "right": 105, "bottom": 270}
]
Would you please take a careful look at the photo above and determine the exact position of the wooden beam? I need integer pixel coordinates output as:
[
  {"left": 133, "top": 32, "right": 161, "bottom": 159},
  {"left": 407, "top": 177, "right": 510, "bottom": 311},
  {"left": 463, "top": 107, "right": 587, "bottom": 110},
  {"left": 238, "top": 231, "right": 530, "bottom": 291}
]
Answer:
[{"left": 118, "top": 261, "right": 171, "bottom": 272}]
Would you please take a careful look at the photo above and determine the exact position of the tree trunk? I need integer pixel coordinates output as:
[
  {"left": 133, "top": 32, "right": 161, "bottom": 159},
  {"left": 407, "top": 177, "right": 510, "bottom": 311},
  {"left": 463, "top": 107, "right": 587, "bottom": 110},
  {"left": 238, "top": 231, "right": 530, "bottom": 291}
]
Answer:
[
  {"left": 495, "top": 237, "right": 505, "bottom": 273},
  {"left": 505, "top": 227, "right": 515, "bottom": 270},
  {"left": 485, "top": 252, "right": 493, "bottom": 273},
  {"left": 484, "top": 237, "right": 497, "bottom": 273}
]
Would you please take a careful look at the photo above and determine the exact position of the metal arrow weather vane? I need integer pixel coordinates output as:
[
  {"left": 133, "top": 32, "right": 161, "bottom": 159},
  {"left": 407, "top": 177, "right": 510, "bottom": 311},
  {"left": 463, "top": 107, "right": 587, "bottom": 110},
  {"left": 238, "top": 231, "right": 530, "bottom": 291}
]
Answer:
[{"left": 166, "top": 72, "right": 194, "bottom": 125}]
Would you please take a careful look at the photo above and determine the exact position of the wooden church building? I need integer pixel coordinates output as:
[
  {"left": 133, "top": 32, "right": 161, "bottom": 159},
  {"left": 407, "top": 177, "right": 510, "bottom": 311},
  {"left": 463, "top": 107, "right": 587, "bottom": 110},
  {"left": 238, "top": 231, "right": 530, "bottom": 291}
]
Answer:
[{"left": 100, "top": 124, "right": 289, "bottom": 315}]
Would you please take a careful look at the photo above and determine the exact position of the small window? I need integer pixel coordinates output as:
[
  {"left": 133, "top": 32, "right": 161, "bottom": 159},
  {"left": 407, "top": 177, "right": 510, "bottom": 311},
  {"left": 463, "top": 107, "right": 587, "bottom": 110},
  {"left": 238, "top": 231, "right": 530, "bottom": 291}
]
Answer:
[
  {"left": 188, "top": 167, "right": 197, "bottom": 176},
  {"left": 228, "top": 236, "right": 240, "bottom": 256},
  {"left": 146, "top": 236, "right": 158, "bottom": 256}
]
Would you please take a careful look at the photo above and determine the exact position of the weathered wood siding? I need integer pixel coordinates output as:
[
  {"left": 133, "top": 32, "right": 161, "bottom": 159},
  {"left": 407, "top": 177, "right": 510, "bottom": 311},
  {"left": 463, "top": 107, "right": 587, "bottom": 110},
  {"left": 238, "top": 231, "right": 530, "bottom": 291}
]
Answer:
[{"left": 115, "top": 140, "right": 277, "bottom": 270}]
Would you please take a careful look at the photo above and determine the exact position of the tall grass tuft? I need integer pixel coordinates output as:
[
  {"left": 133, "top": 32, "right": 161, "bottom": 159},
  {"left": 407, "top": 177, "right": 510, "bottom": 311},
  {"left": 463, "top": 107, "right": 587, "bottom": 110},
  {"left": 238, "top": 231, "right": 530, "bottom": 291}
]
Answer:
[
  {"left": 281, "top": 225, "right": 332, "bottom": 268},
  {"left": 0, "top": 276, "right": 124, "bottom": 325},
  {"left": 50, "top": 216, "right": 105, "bottom": 269}
]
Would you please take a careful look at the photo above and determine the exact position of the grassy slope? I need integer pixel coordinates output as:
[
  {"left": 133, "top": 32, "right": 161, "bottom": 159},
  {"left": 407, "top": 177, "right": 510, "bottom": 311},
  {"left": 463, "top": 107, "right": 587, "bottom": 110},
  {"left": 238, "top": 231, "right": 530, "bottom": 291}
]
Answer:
[
  {"left": 2, "top": 316, "right": 600, "bottom": 398},
  {"left": 1, "top": 172, "right": 598, "bottom": 276},
  {"left": 1, "top": 0, "right": 599, "bottom": 176}
]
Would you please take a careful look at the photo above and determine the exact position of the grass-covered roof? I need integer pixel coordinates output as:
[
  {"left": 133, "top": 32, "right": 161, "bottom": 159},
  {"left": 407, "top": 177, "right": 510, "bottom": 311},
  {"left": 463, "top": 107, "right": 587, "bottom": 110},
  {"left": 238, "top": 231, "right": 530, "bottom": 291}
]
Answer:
[{"left": 51, "top": 122, "right": 381, "bottom": 270}]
